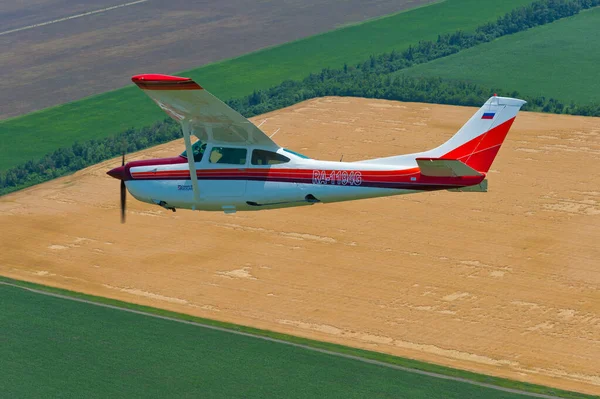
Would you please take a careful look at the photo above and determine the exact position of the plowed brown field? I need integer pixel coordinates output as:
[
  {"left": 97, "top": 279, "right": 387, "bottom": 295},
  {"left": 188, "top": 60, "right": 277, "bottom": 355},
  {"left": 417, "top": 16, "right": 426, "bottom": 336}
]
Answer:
[{"left": 1, "top": 97, "right": 599, "bottom": 395}]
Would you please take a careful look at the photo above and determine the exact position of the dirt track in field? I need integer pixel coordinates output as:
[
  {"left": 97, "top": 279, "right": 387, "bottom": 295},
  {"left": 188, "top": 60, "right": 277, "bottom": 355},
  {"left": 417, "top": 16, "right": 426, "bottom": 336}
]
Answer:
[
  {"left": 0, "top": 0, "right": 432, "bottom": 119},
  {"left": 1, "top": 97, "right": 599, "bottom": 395}
]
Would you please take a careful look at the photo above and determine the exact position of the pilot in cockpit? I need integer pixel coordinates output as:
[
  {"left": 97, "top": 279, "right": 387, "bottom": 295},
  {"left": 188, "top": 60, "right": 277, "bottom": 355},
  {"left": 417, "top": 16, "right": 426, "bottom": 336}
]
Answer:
[{"left": 181, "top": 140, "right": 206, "bottom": 162}]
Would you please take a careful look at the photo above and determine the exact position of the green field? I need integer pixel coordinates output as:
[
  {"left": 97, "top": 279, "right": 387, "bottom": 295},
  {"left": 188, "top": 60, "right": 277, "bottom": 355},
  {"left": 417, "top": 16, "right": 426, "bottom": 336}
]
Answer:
[
  {"left": 0, "top": 0, "right": 536, "bottom": 172},
  {"left": 400, "top": 7, "right": 600, "bottom": 104},
  {"left": 1, "top": 278, "right": 594, "bottom": 399}
]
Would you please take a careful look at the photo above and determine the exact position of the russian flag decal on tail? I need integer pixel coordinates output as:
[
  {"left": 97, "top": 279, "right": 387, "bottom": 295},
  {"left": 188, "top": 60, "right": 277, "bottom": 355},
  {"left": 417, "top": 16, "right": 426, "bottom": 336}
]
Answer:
[{"left": 481, "top": 112, "right": 495, "bottom": 120}]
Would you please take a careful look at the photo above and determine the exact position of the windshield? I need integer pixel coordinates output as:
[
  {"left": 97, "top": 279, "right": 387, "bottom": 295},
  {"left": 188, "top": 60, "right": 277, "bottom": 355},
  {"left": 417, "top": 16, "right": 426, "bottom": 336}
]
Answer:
[
  {"left": 283, "top": 148, "right": 310, "bottom": 159},
  {"left": 181, "top": 140, "right": 207, "bottom": 162}
]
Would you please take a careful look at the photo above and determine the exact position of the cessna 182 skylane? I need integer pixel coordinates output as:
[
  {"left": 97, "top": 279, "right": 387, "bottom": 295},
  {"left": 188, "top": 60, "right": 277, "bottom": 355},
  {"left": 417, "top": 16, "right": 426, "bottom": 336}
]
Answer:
[{"left": 107, "top": 74, "right": 525, "bottom": 222}]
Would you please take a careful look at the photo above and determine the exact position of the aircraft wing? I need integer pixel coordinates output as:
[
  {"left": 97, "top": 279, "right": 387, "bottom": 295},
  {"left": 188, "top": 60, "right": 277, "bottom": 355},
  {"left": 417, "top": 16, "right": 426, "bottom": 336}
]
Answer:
[{"left": 132, "top": 74, "right": 277, "bottom": 148}]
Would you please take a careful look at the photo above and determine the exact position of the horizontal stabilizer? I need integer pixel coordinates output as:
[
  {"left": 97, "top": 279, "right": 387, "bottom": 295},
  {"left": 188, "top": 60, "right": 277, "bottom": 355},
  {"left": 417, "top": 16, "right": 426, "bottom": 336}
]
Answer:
[{"left": 416, "top": 158, "right": 483, "bottom": 177}]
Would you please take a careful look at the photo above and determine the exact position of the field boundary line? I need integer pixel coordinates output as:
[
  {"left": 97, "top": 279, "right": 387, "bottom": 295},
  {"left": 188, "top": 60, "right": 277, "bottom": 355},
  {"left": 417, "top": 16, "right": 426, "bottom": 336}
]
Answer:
[
  {"left": 0, "top": 0, "right": 149, "bottom": 37},
  {"left": 0, "top": 281, "right": 567, "bottom": 399}
]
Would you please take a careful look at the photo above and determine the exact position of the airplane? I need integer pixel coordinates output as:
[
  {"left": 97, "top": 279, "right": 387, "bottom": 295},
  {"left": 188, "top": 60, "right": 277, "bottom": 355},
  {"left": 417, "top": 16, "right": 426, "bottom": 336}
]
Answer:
[{"left": 107, "top": 74, "right": 526, "bottom": 222}]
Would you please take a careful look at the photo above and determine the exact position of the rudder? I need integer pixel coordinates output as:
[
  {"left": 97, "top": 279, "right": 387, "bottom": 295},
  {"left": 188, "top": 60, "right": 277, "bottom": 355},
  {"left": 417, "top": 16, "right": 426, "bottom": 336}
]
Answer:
[{"left": 433, "top": 96, "right": 526, "bottom": 173}]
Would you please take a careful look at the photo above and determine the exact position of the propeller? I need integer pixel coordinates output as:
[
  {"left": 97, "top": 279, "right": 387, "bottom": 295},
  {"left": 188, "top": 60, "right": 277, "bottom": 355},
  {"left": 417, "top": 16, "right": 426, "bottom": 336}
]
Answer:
[
  {"left": 120, "top": 152, "right": 126, "bottom": 223},
  {"left": 106, "top": 147, "right": 128, "bottom": 223}
]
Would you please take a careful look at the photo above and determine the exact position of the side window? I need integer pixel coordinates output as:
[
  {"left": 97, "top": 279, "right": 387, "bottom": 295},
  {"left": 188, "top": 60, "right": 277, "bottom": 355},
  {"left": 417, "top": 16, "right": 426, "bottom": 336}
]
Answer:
[
  {"left": 209, "top": 147, "right": 247, "bottom": 165},
  {"left": 251, "top": 150, "right": 290, "bottom": 166}
]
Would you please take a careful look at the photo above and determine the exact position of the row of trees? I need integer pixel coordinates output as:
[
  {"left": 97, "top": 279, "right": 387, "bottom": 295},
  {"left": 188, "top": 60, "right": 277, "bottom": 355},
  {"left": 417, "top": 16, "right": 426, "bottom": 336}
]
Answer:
[
  {"left": 229, "top": 73, "right": 600, "bottom": 119},
  {"left": 1, "top": 0, "right": 599, "bottom": 194},
  {"left": 0, "top": 119, "right": 181, "bottom": 193},
  {"left": 318, "top": 0, "right": 600, "bottom": 77}
]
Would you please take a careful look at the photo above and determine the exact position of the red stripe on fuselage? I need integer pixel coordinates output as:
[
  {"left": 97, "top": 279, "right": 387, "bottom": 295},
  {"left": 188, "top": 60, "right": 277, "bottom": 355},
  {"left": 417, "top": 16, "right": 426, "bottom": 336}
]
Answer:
[
  {"left": 129, "top": 166, "right": 482, "bottom": 190},
  {"left": 130, "top": 168, "right": 421, "bottom": 181},
  {"left": 122, "top": 156, "right": 187, "bottom": 180}
]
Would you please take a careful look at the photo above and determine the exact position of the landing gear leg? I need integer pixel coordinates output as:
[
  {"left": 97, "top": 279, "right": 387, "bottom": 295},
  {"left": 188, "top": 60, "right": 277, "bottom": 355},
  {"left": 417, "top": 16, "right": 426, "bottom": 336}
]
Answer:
[{"left": 154, "top": 200, "right": 176, "bottom": 212}]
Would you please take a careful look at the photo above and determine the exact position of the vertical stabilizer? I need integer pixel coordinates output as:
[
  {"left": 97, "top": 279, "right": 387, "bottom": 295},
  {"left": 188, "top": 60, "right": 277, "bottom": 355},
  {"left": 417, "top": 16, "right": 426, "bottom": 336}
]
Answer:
[
  {"left": 430, "top": 96, "right": 526, "bottom": 172},
  {"left": 358, "top": 96, "right": 526, "bottom": 173}
]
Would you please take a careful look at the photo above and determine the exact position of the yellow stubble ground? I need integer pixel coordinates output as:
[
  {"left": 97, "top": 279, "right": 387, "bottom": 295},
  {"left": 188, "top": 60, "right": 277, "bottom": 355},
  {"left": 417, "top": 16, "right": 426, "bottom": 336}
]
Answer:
[{"left": 1, "top": 97, "right": 599, "bottom": 395}]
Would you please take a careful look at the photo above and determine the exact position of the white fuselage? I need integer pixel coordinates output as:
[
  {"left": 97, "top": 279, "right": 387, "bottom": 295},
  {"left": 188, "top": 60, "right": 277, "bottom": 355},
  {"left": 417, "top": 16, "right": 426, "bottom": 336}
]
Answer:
[{"left": 123, "top": 147, "right": 481, "bottom": 213}]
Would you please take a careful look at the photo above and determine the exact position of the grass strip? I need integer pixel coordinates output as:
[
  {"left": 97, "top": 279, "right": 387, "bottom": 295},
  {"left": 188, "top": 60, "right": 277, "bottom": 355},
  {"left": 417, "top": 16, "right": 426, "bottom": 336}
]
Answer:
[
  {"left": 400, "top": 6, "right": 600, "bottom": 104},
  {"left": 0, "top": 275, "right": 594, "bottom": 399}
]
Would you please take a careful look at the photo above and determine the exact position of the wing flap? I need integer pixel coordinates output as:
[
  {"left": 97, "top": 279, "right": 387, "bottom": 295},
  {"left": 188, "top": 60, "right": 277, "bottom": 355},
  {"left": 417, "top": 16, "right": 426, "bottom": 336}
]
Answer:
[
  {"left": 132, "top": 74, "right": 277, "bottom": 148},
  {"left": 416, "top": 158, "right": 483, "bottom": 177}
]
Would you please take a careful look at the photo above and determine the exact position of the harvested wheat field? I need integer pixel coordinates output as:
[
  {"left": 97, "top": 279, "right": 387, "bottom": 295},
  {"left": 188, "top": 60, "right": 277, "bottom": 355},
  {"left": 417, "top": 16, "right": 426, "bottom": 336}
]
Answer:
[{"left": 1, "top": 97, "right": 599, "bottom": 395}]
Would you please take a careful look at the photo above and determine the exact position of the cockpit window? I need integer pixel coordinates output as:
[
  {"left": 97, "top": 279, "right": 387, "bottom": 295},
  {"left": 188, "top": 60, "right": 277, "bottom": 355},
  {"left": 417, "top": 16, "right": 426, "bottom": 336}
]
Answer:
[
  {"left": 209, "top": 147, "right": 247, "bottom": 165},
  {"left": 180, "top": 141, "right": 207, "bottom": 162},
  {"left": 251, "top": 150, "right": 290, "bottom": 165}
]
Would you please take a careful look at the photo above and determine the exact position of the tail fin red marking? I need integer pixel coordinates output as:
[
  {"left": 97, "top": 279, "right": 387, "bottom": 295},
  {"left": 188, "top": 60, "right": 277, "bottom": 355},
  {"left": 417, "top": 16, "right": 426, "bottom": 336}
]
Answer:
[{"left": 442, "top": 117, "right": 516, "bottom": 173}]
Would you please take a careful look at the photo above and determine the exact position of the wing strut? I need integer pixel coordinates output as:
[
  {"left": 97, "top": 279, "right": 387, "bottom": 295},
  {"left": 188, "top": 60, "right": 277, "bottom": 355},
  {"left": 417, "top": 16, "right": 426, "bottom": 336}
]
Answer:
[{"left": 181, "top": 120, "right": 201, "bottom": 209}]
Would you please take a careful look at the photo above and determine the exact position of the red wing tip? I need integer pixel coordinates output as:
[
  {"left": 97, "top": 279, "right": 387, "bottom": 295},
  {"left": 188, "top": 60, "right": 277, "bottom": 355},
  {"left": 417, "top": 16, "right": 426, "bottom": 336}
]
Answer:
[
  {"left": 131, "top": 74, "right": 191, "bottom": 83},
  {"left": 131, "top": 74, "right": 203, "bottom": 90}
]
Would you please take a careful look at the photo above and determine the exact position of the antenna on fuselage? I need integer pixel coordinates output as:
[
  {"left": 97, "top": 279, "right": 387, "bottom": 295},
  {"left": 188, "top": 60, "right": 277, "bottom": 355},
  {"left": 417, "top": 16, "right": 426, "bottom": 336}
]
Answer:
[
  {"left": 340, "top": 154, "right": 344, "bottom": 162},
  {"left": 257, "top": 119, "right": 267, "bottom": 128},
  {"left": 269, "top": 128, "right": 280, "bottom": 139}
]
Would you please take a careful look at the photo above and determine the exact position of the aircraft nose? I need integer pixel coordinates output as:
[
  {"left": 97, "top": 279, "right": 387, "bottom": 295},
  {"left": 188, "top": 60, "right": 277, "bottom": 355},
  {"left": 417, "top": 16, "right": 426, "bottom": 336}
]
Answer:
[{"left": 107, "top": 165, "right": 126, "bottom": 180}]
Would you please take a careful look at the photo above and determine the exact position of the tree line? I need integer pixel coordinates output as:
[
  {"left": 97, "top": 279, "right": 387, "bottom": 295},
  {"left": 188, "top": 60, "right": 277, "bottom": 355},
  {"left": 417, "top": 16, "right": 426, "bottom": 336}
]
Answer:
[
  {"left": 1, "top": 0, "right": 599, "bottom": 195},
  {"left": 0, "top": 120, "right": 182, "bottom": 194}
]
